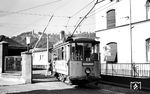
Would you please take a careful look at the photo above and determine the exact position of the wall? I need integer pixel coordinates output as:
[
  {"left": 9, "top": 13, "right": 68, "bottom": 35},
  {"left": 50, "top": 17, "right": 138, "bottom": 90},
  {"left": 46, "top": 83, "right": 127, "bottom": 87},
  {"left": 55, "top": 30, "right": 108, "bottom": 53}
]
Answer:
[
  {"left": 95, "top": 0, "right": 148, "bottom": 30},
  {"left": 96, "top": 20, "right": 150, "bottom": 63},
  {"left": 95, "top": 0, "right": 150, "bottom": 63},
  {"left": 132, "top": 21, "right": 150, "bottom": 63},
  {"left": 0, "top": 41, "right": 8, "bottom": 73},
  {"left": 95, "top": 0, "right": 130, "bottom": 30},
  {"left": 32, "top": 50, "right": 51, "bottom": 69},
  {"left": 96, "top": 25, "right": 131, "bottom": 63}
]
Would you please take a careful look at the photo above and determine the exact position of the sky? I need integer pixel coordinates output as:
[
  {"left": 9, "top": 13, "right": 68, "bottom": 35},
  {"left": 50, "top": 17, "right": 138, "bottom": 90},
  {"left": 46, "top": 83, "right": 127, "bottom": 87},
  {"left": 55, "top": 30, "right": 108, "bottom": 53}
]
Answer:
[{"left": 0, "top": 0, "right": 96, "bottom": 37}]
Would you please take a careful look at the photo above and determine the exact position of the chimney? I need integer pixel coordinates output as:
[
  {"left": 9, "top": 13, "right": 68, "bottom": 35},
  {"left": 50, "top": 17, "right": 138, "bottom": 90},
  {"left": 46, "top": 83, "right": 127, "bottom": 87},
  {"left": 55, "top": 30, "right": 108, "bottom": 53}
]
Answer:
[{"left": 60, "top": 30, "right": 66, "bottom": 41}]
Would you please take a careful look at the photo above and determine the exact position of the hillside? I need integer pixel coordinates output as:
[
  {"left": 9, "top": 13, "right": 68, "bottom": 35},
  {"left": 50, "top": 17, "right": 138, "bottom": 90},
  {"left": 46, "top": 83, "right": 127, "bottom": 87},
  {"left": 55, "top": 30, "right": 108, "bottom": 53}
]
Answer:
[{"left": 11, "top": 31, "right": 96, "bottom": 48}]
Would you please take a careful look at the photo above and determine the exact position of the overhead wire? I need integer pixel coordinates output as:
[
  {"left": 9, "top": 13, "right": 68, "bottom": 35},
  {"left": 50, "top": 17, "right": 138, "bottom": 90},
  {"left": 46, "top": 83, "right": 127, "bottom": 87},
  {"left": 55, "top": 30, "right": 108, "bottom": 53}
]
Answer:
[
  {"left": 0, "top": 0, "right": 96, "bottom": 33},
  {"left": 1, "top": 0, "right": 118, "bottom": 37},
  {"left": 64, "top": 0, "right": 95, "bottom": 32},
  {"left": 86, "top": 1, "right": 117, "bottom": 18},
  {"left": 71, "top": 0, "right": 95, "bottom": 17},
  {"left": 0, "top": 10, "right": 75, "bottom": 18},
  {"left": 64, "top": 16, "right": 71, "bottom": 32},
  {"left": 87, "top": 1, "right": 111, "bottom": 16},
  {"left": 70, "top": 0, "right": 106, "bottom": 37},
  {"left": 33, "top": 15, "right": 54, "bottom": 50},
  {"left": 0, "top": 0, "right": 62, "bottom": 17}
]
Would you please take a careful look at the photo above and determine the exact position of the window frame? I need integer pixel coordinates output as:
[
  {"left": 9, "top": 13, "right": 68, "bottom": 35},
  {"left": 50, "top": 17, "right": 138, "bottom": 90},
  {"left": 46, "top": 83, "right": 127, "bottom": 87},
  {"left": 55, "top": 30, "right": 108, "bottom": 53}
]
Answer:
[
  {"left": 104, "top": 42, "right": 118, "bottom": 63},
  {"left": 106, "top": 9, "right": 116, "bottom": 29},
  {"left": 146, "top": 0, "right": 150, "bottom": 19},
  {"left": 146, "top": 38, "right": 150, "bottom": 62}
]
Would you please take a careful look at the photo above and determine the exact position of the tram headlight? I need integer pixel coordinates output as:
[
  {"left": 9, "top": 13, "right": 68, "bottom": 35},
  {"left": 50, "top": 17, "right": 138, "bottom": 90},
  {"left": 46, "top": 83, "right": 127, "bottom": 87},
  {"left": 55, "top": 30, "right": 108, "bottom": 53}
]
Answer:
[{"left": 85, "top": 68, "right": 91, "bottom": 74}]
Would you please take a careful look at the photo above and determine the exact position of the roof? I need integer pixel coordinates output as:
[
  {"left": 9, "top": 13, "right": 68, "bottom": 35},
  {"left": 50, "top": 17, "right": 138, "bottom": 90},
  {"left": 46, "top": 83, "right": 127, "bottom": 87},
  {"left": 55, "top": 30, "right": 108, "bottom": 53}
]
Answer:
[
  {"left": 0, "top": 35, "right": 26, "bottom": 49},
  {"left": 67, "top": 36, "right": 100, "bottom": 43},
  {"left": 31, "top": 48, "right": 52, "bottom": 53},
  {"left": 53, "top": 36, "right": 100, "bottom": 49}
]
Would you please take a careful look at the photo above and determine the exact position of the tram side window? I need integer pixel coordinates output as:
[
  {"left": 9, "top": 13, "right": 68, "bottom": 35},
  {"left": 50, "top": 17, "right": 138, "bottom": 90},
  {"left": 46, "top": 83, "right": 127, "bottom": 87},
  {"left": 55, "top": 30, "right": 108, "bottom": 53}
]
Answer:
[
  {"left": 61, "top": 47, "right": 64, "bottom": 60},
  {"left": 57, "top": 48, "right": 60, "bottom": 60},
  {"left": 58, "top": 47, "right": 66, "bottom": 60}
]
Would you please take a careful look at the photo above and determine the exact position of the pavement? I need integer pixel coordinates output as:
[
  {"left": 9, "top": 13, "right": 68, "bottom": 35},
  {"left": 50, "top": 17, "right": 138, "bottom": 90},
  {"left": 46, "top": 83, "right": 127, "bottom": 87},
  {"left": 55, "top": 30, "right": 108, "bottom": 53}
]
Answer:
[
  {"left": 1, "top": 78, "right": 150, "bottom": 94},
  {"left": 0, "top": 70, "right": 150, "bottom": 94},
  {"left": 0, "top": 72, "right": 25, "bottom": 86}
]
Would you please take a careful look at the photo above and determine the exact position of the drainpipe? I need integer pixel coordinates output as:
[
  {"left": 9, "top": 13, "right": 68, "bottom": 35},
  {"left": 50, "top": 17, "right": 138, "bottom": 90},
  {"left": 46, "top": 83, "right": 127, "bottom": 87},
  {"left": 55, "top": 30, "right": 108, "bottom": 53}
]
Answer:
[{"left": 129, "top": 0, "right": 133, "bottom": 77}]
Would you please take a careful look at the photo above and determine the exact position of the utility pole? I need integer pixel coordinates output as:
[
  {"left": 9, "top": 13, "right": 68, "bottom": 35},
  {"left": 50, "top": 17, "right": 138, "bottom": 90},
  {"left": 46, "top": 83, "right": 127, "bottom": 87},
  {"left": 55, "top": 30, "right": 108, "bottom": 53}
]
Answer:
[{"left": 47, "top": 34, "right": 49, "bottom": 63}]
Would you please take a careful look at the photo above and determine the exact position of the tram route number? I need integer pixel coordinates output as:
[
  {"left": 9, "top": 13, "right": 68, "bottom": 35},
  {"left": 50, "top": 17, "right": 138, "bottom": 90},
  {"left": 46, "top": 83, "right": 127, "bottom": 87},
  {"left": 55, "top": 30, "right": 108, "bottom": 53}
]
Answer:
[{"left": 130, "top": 81, "right": 141, "bottom": 90}]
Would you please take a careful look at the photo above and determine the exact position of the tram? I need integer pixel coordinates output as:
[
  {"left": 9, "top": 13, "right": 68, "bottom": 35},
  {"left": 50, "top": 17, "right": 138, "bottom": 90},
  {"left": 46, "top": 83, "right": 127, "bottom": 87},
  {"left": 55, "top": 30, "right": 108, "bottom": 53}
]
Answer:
[{"left": 51, "top": 34, "right": 100, "bottom": 85}]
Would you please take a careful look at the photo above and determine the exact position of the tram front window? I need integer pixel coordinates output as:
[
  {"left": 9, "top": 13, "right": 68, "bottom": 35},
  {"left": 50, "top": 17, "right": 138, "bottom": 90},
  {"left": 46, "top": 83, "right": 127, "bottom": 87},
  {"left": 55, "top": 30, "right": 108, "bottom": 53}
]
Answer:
[
  {"left": 72, "top": 43, "right": 83, "bottom": 61},
  {"left": 84, "top": 43, "right": 91, "bottom": 61},
  {"left": 71, "top": 43, "right": 99, "bottom": 61}
]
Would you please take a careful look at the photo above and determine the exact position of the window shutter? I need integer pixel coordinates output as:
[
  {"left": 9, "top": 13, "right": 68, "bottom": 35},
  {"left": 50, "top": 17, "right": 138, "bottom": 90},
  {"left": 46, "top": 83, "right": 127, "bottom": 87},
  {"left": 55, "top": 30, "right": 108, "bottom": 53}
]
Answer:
[{"left": 107, "top": 9, "right": 116, "bottom": 29}]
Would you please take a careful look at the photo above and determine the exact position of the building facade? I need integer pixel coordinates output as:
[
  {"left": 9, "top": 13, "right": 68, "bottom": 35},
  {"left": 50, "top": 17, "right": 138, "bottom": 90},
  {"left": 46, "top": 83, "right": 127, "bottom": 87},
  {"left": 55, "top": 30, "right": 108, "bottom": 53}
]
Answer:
[
  {"left": 32, "top": 48, "right": 52, "bottom": 69},
  {"left": 95, "top": 0, "right": 150, "bottom": 77}
]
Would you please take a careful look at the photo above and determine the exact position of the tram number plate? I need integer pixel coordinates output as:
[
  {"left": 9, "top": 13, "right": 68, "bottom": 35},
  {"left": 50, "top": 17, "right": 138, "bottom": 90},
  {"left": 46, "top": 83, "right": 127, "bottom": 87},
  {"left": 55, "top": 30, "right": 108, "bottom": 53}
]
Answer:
[
  {"left": 130, "top": 81, "right": 141, "bottom": 90},
  {"left": 83, "top": 63, "right": 94, "bottom": 66}
]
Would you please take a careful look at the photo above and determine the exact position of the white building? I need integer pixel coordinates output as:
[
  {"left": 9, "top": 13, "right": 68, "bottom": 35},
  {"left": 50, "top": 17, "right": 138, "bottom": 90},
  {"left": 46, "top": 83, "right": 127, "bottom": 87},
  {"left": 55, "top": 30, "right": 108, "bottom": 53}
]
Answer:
[
  {"left": 32, "top": 48, "right": 52, "bottom": 69},
  {"left": 95, "top": 0, "right": 150, "bottom": 77}
]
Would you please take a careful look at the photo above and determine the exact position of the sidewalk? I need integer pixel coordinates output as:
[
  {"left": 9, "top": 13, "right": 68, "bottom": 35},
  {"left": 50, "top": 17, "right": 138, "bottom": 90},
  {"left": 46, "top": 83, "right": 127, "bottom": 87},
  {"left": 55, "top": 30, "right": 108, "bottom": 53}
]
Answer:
[
  {"left": 0, "top": 72, "right": 24, "bottom": 86},
  {"left": 0, "top": 78, "right": 24, "bottom": 86}
]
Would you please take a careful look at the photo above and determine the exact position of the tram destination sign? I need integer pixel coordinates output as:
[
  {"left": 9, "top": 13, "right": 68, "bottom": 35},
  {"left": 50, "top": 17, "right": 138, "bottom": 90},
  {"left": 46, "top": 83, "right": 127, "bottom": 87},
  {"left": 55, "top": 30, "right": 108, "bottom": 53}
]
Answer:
[{"left": 83, "top": 63, "right": 94, "bottom": 66}]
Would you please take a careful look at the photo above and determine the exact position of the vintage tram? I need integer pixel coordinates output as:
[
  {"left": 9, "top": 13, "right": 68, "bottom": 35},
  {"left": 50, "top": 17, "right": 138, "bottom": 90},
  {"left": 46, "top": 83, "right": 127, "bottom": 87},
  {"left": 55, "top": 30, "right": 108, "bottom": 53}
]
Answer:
[{"left": 51, "top": 36, "right": 100, "bottom": 85}]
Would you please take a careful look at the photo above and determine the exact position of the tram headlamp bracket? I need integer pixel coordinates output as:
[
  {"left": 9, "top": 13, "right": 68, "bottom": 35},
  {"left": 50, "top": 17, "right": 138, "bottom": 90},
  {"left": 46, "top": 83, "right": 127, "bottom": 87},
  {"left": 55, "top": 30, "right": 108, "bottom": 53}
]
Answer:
[{"left": 85, "top": 68, "right": 91, "bottom": 75}]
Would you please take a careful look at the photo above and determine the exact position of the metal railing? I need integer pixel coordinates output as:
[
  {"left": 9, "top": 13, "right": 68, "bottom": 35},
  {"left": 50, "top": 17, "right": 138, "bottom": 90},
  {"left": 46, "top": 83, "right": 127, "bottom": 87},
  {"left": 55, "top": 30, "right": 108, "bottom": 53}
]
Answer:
[{"left": 101, "top": 63, "right": 150, "bottom": 78}]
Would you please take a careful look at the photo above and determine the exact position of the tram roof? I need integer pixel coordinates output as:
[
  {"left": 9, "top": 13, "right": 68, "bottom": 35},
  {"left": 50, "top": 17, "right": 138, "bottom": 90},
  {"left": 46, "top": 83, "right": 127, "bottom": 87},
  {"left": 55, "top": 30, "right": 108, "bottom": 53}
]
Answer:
[
  {"left": 53, "top": 37, "right": 99, "bottom": 49},
  {"left": 70, "top": 37, "right": 99, "bottom": 43}
]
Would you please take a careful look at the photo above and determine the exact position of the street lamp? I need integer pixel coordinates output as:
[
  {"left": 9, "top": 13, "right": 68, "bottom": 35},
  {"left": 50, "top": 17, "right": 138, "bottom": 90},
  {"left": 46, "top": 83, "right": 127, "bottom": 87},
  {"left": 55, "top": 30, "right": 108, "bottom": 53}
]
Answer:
[{"left": 26, "top": 36, "right": 31, "bottom": 52}]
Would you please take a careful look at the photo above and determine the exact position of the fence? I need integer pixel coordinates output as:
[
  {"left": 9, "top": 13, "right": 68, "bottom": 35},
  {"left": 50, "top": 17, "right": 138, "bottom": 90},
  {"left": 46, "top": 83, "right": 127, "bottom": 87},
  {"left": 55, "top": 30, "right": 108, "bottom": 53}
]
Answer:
[
  {"left": 4, "top": 56, "right": 22, "bottom": 72},
  {"left": 101, "top": 63, "right": 150, "bottom": 78}
]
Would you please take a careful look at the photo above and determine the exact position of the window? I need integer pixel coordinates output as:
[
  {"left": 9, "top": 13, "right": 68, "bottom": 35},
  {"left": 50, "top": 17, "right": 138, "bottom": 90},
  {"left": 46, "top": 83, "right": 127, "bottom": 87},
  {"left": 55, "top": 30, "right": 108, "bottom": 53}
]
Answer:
[
  {"left": 39, "top": 55, "right": 44, "bottom": 61},
  {"left": 57, "top": 47, "right": 65, "bottom": 60},
  {"left": 116, "top": 0, "right": 120, "bottom": 2},
  {"left": 107, "top": 9, "right": 116, "bottom": 29},
  {"left": 110, "top": 0, "right": 120, "bottom": 2},
  {"left": 104, "top": 42, "right": 118, "bottom": 63},
  {"left": 146, "top": 0, "right": 150, "bottom": 19},
  {"left": 146, "top": 38, "right": 150, "bottom": 62},
  {"left": 71, "top": 43, "right": 83, "bottom": 61}
]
